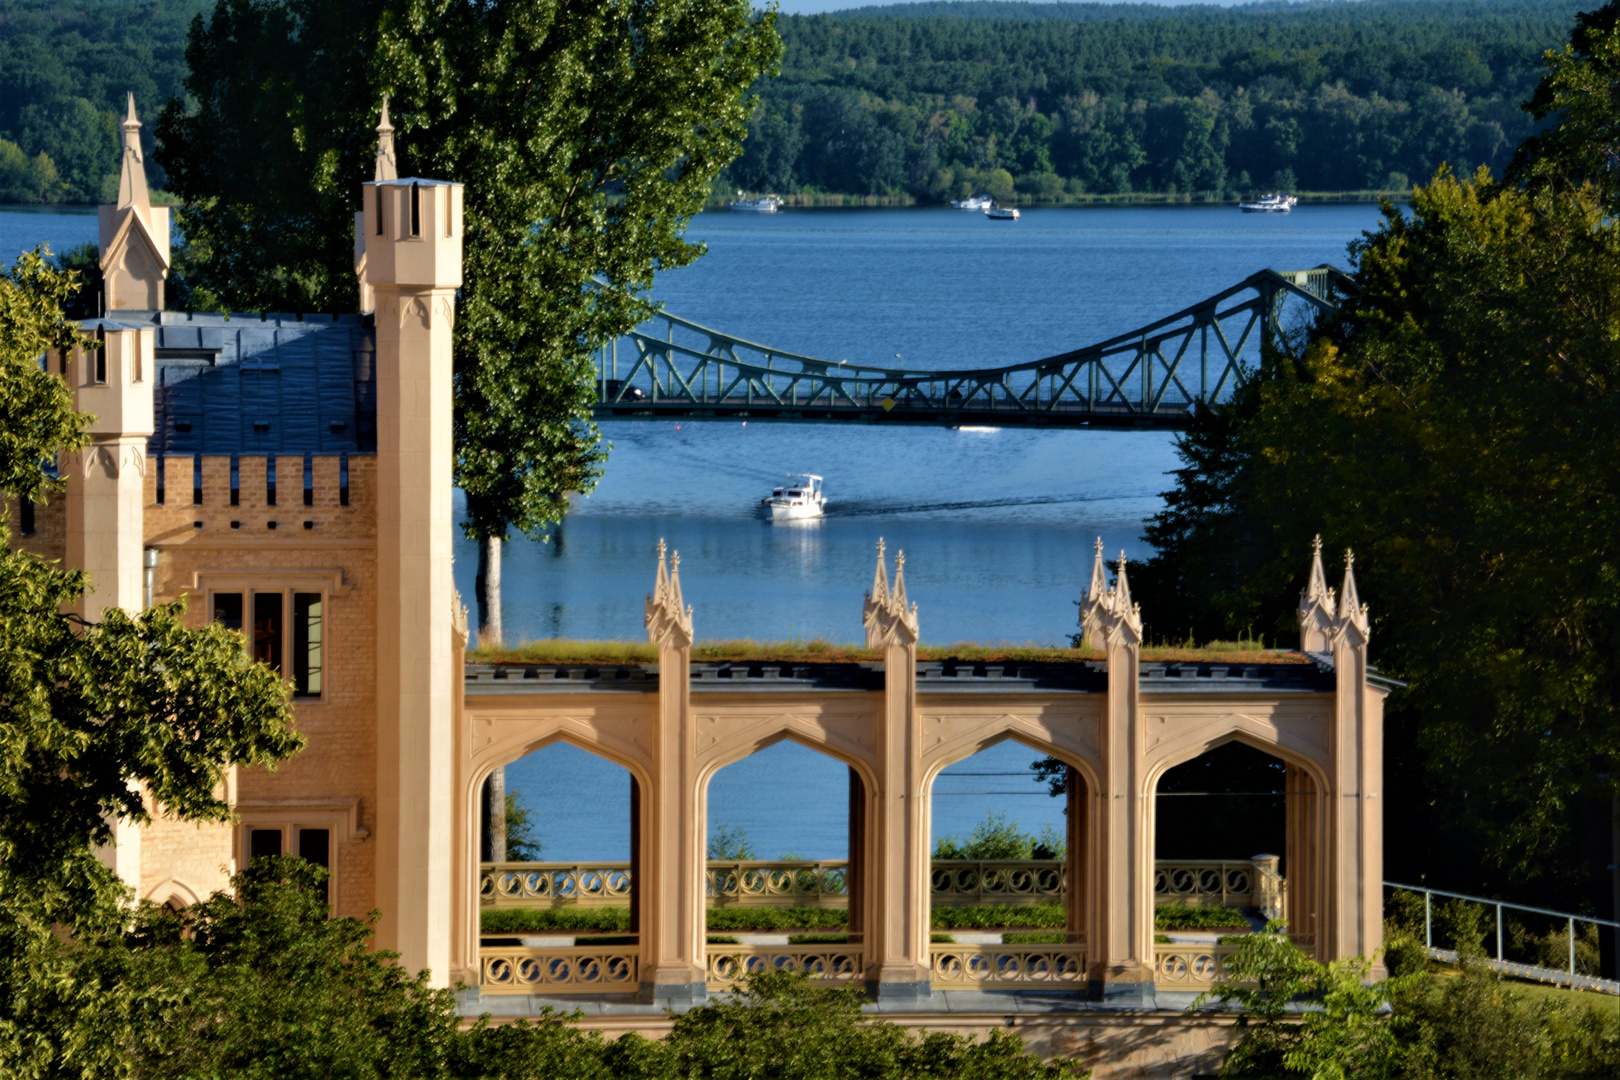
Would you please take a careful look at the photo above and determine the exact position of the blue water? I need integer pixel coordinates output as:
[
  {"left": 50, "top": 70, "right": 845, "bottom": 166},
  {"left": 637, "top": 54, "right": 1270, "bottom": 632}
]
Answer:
[{"left": 1, "top": 202, "right": 1382, "bottom": 861}]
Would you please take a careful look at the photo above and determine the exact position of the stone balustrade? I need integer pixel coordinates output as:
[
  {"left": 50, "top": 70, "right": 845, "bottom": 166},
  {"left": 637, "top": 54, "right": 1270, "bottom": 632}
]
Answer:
[
  {"left": 705, "top": 943, "right": 864, "bottom": 990},
  {"left": 481, "top": 856, "right": 1284, "bottom": 910},
  {"left": 928, "top": 942, "right": 1088, "bottom": 989},
  {"left": 480, "top": 943, "right": 639, "bottom": 994},
  {"left": 1151, "top": 942, "right": 1242, "bottom": 991}
]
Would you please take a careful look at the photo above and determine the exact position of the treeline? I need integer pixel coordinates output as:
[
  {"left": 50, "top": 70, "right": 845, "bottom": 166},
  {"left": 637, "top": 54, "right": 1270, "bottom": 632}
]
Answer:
[
  {"left": 0, "top": 0, "right": 206, "bottom": 203},
  {"left": 725, "top": 0, "right": 1589, "bottom": 201}
]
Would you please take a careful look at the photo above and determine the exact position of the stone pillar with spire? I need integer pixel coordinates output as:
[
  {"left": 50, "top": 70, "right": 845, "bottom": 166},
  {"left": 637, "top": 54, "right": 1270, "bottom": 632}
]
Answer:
[
  {"left": 861, "top": 540, "right": 931, "bottom": 998},
  {"left": 641, "top": 542, "right": 706, "bottom": 1002},
  {"left": 1078, "top": 540, "right": 1155, "bottom": 1001},
  {"left": 1298, "top": 535, "right": 1337, "bottom": 654},
  {"left": 355, "top": 97, "right": 398, "bottom": 315},
  {"left": 98, "top": 94, "right": 169, "bottom": 311},
  {"left": 368, "top": 167, "right": 463, "bottom": 983},
  {"left": 1326, "top": 550, "right": 1384, "bottom": 973}
]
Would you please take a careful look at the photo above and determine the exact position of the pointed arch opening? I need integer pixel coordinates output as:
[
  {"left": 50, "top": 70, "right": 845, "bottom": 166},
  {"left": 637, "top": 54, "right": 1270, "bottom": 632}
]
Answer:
[
  {"left": 699, "top": 737, "right": 865, "bottom": 992},
  {"left": 1149, "top": 735, "right": 1321, "bottom": 961},
  {"left": 924, "top": 734, "right": 1092, "bottom": 992},
  {"left": 475, "top": 738, "right": 642, "bottom": 997}
]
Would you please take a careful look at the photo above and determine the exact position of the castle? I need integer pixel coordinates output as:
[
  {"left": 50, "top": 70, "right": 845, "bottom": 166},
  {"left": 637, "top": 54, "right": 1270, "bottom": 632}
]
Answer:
[{"left": 8, "top": 100, "right": 1386, "bottom": 1053}]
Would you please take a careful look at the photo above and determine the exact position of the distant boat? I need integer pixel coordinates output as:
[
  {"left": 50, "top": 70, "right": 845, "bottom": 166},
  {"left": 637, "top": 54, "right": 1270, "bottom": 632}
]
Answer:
[
  {"left": 985, "top": 205, "right": 1021, "bottom": 220},
  {"left": 951, "top": 194, "right": 994, "bottom": 210},
  {"left": 1239, "top": 193, "right": 1298, "bottom": 213},
  {"left": 729, "top": 194, "right": 783, "bottom": 213},
  {"left": 762, "top": 473, "right": 825, "bottom": 522}
]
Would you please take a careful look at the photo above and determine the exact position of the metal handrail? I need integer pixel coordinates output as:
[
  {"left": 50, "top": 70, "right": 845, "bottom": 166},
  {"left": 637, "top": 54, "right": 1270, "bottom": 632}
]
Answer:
[{"left": 1385, "top": 881, "right": 1620, "bottom": 976}]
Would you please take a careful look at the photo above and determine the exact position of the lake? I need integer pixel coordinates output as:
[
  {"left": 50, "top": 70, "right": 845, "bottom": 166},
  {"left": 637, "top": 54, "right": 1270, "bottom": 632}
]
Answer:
[{"left": 2, "top": 200, "right": 1383, "bottom": 861}]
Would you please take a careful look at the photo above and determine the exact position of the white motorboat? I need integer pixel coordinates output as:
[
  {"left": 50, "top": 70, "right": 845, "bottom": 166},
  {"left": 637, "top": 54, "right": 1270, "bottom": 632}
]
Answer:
[
  {"left": 762, "top": 474, "right": 826, "bottom": 521},
  {"left": 729, "top": 193, "right": 783, "bottom": 213},
  {"left": 951, "top": 194, "right": 994, "bottom": 210},
  {"left": 1239, "top": 192, "right": 1298, "bottom": 213},
  {"left": 985, "top": 205, "right": 1021, "bottom": 220}
]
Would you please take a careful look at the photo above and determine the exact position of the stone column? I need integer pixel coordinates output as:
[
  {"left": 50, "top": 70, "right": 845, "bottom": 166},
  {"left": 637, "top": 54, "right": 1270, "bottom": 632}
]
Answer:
[
  {"left": 1326, "top": 553, "right": 1383, "bottom": 972},
  {"left": 369, "top": 176, "right": 463, "bottom": 984},
  {"left": 641, "top": 543, "right": 705, "bottom": 1001},
  {"left": 1285, "top": 764, "right": 1321, "bottom": 953},
  {"left": 1079, "top": 543, "right": 1154, "bottom": 1001},
  {"left": 1065, "top": 766, "right": 1087, "bottom": 944},
  {"left": 64, "top": 324, "right": 155, "bottom": 892},
  {"left": 862, "top": 542, "right": 931, "bottom": 999},
  {"left": 482, "top": 768, "right": 507, "bottom": 863},
  {"left": 847, "top": 767, "right": 866, "bottom": 940}
]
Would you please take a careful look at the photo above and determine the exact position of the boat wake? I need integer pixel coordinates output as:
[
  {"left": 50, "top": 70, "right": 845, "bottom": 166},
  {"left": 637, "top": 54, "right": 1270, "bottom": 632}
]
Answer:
[{"left": 826, "top": 491, "right": 1158, "bottom": 518}]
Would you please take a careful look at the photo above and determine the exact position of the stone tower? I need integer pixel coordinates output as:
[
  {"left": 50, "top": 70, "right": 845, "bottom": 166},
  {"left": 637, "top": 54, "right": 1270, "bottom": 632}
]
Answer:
[
  {"left": 364, "top": 174, "right": 464, "bottom": 982},
  {"left": 61, "top": 320, "right": 156, "bottom": 888},
  {"left": 98, "top": 95, "right": 169, "bottom": 311}
]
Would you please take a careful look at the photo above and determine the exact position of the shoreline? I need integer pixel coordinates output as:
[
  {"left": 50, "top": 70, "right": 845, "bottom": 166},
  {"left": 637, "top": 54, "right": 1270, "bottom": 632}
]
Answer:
[{"left": 704, "top": 190, "right": 1410, "bottom": 210}]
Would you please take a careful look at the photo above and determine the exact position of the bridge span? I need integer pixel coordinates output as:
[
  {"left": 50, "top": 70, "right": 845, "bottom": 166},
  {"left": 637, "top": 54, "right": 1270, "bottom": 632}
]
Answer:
[{"left": 594, "top": 266, "right": 1352, "bottom": 428}]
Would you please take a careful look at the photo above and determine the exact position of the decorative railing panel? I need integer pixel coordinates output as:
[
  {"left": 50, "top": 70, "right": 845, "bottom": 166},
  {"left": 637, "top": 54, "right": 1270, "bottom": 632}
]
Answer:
[
  {"left": 705, "top": 944, "right": 864, "bottom": 990},
  {"left": 1152, "top": 943, "right": 1241, "bottom": 990},
  {"left": 706, "top": 860, "right": 848, "bottom": 908},
  {"left": 481, "top": 862, "right": 632, "bottom": 907},
  {"left": 1153, "top": 860, "right": 1270, "bottom": 909},
  {"left": 929, "top": 942, "right": 1088, "bottom": 989},
  {"left": 929, "top": 860, "right": 1065, "bottom": 906},
  {"left": 481, "top": 857, "right": 1284, "bottom": 911},
  {"left": 480, "top": 945, "right": 639, "bottom": 994}
]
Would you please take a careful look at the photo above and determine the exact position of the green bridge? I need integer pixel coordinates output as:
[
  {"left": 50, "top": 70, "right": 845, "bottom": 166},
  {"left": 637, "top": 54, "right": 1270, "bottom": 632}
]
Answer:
[{"left": 594, "top": 266, "right": 1352, "bottom": 428}]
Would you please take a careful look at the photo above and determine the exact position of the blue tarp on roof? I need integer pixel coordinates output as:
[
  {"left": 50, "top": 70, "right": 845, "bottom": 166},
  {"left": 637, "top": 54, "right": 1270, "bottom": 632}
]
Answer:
[{"left": 105, "top": 312, "right": 377, "bottom": 456}]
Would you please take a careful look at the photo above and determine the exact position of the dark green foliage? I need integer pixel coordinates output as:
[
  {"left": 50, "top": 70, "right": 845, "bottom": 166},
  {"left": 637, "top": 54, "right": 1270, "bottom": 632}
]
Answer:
[
  {"left": 931, "top": 903, "right": 1065, "bottom": 929},
  {"left": 481, "top": 906, "right": 633, "bottom": 933},
  {"left": 0, "top": 250, "right": 304, "bottom": 1077},
  {"left": 706, "top": 906, "right": 849, "bottom": 931},
  {"left": 1126, "top": 0, "right": 1620, "bottom": 901},
  {"left": 504, "top": 790, "right": 542, "bottom": 862},
  {"left": 0, "top": 0, "right": 211, "bottom": 202},
  {"left": 1209, "top": 926, "right": 1620, "bottom": 1079},
  {"left": 157, "top": 0, "right": 781, "bottom": 561},
  {"left": 637, "top": 973, "right": 1086, "bottom": 1080},
  {"left": 1156, "top": 904, "right": 1249, "bottom": 930},
  {"left": 727, "top": 0, "right": 1585, "bottom": 201}
]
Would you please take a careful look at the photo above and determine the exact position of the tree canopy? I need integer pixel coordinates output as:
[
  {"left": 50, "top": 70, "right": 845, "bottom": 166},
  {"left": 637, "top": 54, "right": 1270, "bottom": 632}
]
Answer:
[
  {"left": 0, "top": 250, "right": 303, "bottom": 1075},
  {"left": 1126, "top": 4, "right": 1620, "bottom": 907},
  {"left": 156, "top": 0, "right": 782, "bottom": 634}
]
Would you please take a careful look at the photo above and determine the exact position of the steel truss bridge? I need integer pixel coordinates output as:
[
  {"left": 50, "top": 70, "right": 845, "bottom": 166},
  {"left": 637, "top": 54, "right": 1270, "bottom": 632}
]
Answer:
[{"left": 594, "top": 266, "right": 1353, "bottom": 429}]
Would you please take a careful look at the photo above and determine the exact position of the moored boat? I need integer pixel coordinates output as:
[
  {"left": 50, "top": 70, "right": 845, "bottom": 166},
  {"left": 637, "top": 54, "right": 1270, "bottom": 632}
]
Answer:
[
  {"left": 985, "top": 205, "right": 1021, "bottom": 220},
  {"left": 951, "top": 194, "right": 994, "bottom": 210},
  {"left": 729, "top": 193, "right": 783, "bottom": 213},
  {"left": 762, "top": 474, "right": 825, "bottom": 521}
]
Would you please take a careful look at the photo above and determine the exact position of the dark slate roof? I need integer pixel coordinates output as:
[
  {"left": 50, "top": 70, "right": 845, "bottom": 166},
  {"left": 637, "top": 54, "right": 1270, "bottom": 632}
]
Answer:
[{"left": 96, "top": 311, "right": 377, "bottom": 456}]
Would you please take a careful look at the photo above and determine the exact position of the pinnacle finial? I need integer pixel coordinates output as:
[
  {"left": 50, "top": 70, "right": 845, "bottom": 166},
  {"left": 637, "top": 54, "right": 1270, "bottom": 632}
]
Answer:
[
  {"left": 1345, "top": 549, "right": 1355, "bottom": 569},
  {"left": 115, "top": 92, "right": 149, "bottom": 212},
  {"left": 1313, "top": 534, "right": 1323, "bottom": 555},
  {"left": 374, "top": 95, "right": 398, "bottom": 182}
]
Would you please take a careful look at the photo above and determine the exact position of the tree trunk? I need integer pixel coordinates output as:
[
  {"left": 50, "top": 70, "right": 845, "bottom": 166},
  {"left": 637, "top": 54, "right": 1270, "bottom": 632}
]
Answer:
[
  {"left": 482, "top": 768, "right": 507, "bottom": 863},
  {"left": 474, "top": 535, "right": 503, "bottom": 648}
]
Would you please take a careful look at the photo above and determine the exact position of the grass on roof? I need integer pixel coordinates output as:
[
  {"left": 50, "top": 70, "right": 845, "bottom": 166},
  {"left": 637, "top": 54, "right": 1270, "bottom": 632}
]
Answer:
[{"left": 468, "top": 637, "right": 1306, "bottom": 666}]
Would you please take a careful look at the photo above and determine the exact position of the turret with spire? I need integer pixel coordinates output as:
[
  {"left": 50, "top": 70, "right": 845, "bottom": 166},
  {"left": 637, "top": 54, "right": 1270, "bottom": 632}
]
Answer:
[
  {"left": 97, "top": 93, "right": 170, "bottom": 311},
  {"left": 1298, "top": 535, "right": 1337, "bottom": 653},
  {"left": 863, "top": 539, "right": 919, "bottom": 647},
  {"left": 355, "top": 97, "right": 398, "bottom": 314},
  {"left": 1078, "top": 539, "right": 1143, "bottom": 649}
]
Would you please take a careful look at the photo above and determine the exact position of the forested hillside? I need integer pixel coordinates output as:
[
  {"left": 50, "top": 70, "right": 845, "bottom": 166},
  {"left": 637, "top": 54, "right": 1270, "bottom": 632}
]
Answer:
[
  {"left": 0, "top": 0, "right": 206, "bottom": 203},
  {"left": 726, "top": 0, "right": 1588, "bottom": 201},
  {"left": 0, "top": 0, "right": 1592, "bottom": 205}
]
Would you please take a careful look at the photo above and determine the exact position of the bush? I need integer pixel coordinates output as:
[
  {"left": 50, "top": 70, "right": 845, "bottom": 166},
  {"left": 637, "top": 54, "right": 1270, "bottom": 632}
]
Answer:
[
  {"left": 931, "top": 904, "right": 1066, "bottom": 929},
  {"left": 706, "top": 906, "right": 849, "bottom": 931},
  {"left": 1155, "top": 904, "right": 1248, "bottom": 929},
  {"left": 482, "top": 906, "right": 632, "bottom": 933},
  {"left": 1002, "top": 931, "right": 1069, "bottom": 944}
]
